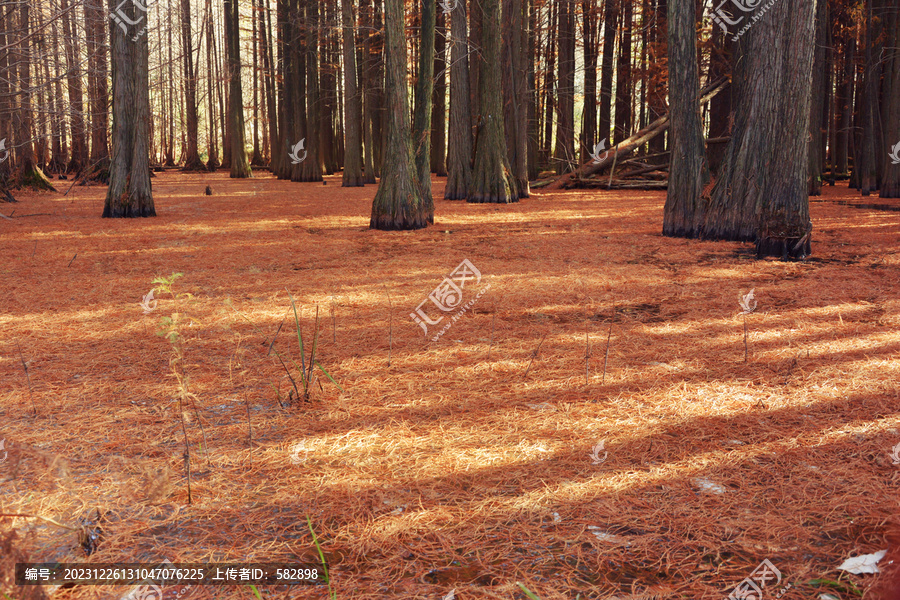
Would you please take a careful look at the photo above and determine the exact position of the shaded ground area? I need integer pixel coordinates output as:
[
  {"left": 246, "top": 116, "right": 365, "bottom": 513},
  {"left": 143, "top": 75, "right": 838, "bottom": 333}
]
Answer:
[{"left": 1, "top": 173, "right": 899, "bottom": 599}]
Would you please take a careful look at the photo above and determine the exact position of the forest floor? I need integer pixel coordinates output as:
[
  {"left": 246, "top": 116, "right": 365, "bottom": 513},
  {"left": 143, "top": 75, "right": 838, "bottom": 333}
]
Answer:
[{"left": 1, "top": 172, "right": 899, "bottom": 600}]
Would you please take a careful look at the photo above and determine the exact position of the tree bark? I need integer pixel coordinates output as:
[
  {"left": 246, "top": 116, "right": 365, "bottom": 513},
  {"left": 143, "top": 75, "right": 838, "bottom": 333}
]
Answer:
[
  {"left": 662, "top": 0, "right": 707, "bottom": 238},
  {"left": 881, "top": 3, "right": 900, "bottom": 198},
  {"left": 104, "top": 0, "right": 154, "bottom": 217},
  {"left": 502, "top": 0, "right": 528, "bottom": 194},
  {"left": 856, "top": 0, "right": 881, "bottom": 195},
  {"left": 225, "top": 0, "right": 252, "bottom": 177},
  {"left": 807, "top": 0, "right": 828, "bottom": 195},
  {"left": 413, "top": 0, "right": 436, "bottom": 206},
  {"left": 342, "top": 0, "right": 364, "bottom": 186},
  {"left": 84, "top": 0, "right": 109, "bottom": 176},
  {"left": 181, "top": 0, "right": 205, "bottom": 170},
  {"left": 361, "top": 0, "right": 377, "bottom": 183},
  {"left": 468, "top": 0, "right": 517, "bottom": 202},
  {"left": 444, "top": 0, "right": 473, "bottom": 199},
  {"left": 554, "top": 0, "right": 575, "bottom": 174},
  {"left": 598, "top": 0, "right": 617, "bottom": 144},
  {"left": 703, "top": 0, "right": 815, "bottom": 259},
  {"left": 430, "top": 8, "right": 447, "bottom": 176},
  {"left": 369, "top": 0, "right": 431, "bottom": 229}
]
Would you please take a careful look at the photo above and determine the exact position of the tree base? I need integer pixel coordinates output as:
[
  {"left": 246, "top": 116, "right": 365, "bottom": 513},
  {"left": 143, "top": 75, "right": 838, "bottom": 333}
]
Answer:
[
  {"left": 17, "top": 167, "right": 56, "bottom": 191},
  {"left": 369, "top": 213, "right": 429, "bottom": 230},
  {"left": 182, "top": 157, "right": 208, "bottom": 172},
  {"left": 756, "top": 233, "right": 811, "bottom": 260}
]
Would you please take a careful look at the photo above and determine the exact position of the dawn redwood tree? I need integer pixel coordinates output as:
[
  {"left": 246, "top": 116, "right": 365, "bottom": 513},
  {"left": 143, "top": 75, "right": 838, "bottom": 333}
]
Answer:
[
  {"left": 430, "top": 8, "right": 447, "bottom": 176},
  {"left": 614, "top": 0, "right": 633, "bottom": 140},
  {"left": 341, "top": 0, "right": 364, "bottom": 186},
  {"left": 412, "top": 0, "right": 436, "bottom": 206},
  {"left": 369, "top": 0, "right": 431, "bottom": 229},
  {"left": 468, "top": 0, "right": 518, "bottom": 203},
  {"left": 181, "top": 0, "right": 205, "bottom": 170},
  {"left": 103, "top": 5, "right": 154, "bottom": 217},
  {"left": 662, "top": 0, "right": 707, "bottom": 238},
  {"left": 597, "top": 0, "right": 617, "bottom": 143},
  {"left": 299, "top": 0, "right": 323, "bottom": 181},
  {"left": 444, "top": 0, "right": 473, "bottom": 199},
  {"left": 882, "top": 3, "right": 900, "bottom": 198},
  {"left": 502, "top": 0, "right": 529, "bottom": 195},
  {"left": 580, "top": 0, "right": 598, "bottom": 165},
  {"left": 224, "top": 0, "right": 252, "bottom": 177},
  {"left": 807, "top": 0, "right": 828, "bottom": 194},
  {"left": 84, "top": 0, "right": 109, "bottom": 176},
  {"left": 702, "top": 0, "right": 816, "bottom": 259},
  {"left": 554, "top": 0, "right": 575, "bottom": 174},
  {"left": 60, "top": 0, "right": 87, "bottom": 174}
]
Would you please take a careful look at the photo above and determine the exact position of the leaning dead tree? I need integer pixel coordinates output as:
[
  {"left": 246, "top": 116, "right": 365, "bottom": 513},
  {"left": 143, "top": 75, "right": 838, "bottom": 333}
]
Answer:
[{"left": 545, "top": 78, "right": 727, "bottom": 191}]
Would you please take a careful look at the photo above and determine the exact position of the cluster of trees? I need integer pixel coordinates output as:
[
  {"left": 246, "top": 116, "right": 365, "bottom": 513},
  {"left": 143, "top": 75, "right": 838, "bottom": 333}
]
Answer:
[{"left": 0, "top": 0, "right": 896, "bottom": 251}]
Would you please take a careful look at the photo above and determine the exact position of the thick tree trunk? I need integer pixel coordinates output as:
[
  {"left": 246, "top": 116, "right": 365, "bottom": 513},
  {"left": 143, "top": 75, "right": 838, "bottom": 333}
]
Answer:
[
  {"left": 103, "top": 0, "right": 154, "bottom": 218},
  {"left": 369, "top": 0, "right": 430, "bottom": 230},
  {"left": 468, "top": 0, "right": 517, "bottom": 202},
  {"left": 225, "top": 0, "right": 252, "bottom": 177},
  {"left": 444, "top": 0, "right": 473, "bottom": 199},
  {"left": 342, "top": 0, "right": 364, "bottom": 186},
  {"left": 413, "top": 0, "right": 436, "bottom": 206},
  {"left": 703, "top": 0, "right": 815, "bottom": 259},
  {"left": 707, "top": 24, "right": 732, "bottom": 175},
  {"left": 662, "top": 0, "right": 707, "bottom": 238},
  {"left": 430, "top": 8, "right": 447, "bottom": 176}
]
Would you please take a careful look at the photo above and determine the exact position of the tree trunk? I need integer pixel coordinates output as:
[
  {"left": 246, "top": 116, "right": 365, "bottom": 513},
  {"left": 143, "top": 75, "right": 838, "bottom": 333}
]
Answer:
[
  {"left": 468, "top": 0, "right": 517, "bottom": 202},
  {"left": 881, "top": 3, "right": 900, "bottom": 198},
  {"left": 205, "top": 0, "right": 220, "bottom": 170},
  {"left": 299, "top": 0, "right": 323, "bottom": 180},
  {"left": 262, "top": 0, "right": 278, "bottom": 170},
  {"left": 598, "top": 0, "right": 617, "bottom": 144},
  {"left": 225, "top": 0, "right": 252, "bottom": 177},
  {"left": 444, "top": 0, "right": 473, "bottom": 199},
  {"left": 614, "top": 0, "right": 633, "bottom": 140},
  {"left": 61, "top": 0, "right": 87, "bottom": 174},
  {"left": 554, "top": 0, "right": 575, "bottom": 174},
  {"left": 580, "top": 0, "right": 598, "bottom": 165},
  {"left": 13, "top": 0, "right": 51, "bottom": 189},
  {"left": 856, "top": 0, "right": 881, "bottom": 196},
  {"left": 182, "top": 0, "right": 205, "bottom": 170},
  {"left": 807, "top": 0, "right": 828, "bottom": 195},
  {"left": 413, "top": 0, "right": 436, "bottom": 206},
  {"left": 703, "top": 0, "right": 816, "bottom": 259},
  {"left": 834, "top": 21, "right": 853, "bottom": 175},
  {"left": 84, "top": 0, "right": 109, "bottom": 177},
  {"left": 502, "top": 0, "right": 529, "bottom": 194},
  {"left": 430, "top": 8, "right": 447, "bottom": 176},
  {"left": 525, "top": 0, "right": 538, "bottom": 180},
  {"left": 361, "top": 0, "right": 377, "bottom": 183},
  {"left": 250, "top": 0, "right": 265, "bottom": 166},
  {"left": 647, "top": 0, "right": 667, "bottom": 154},
  {"left": 104, "top": 0, "right": 154, "bottom": 218},
  {"left": 342, "top": 0, "right": 364, "bottom": 186},
  {"left": 662, "top": 0, "right": 707, "bottom": 238},
  {"left": 369, "top": 0, "right": 430, "bottom": 230},
  {"left": 707, "top": 23, "right": 733, "bottom": 175}
]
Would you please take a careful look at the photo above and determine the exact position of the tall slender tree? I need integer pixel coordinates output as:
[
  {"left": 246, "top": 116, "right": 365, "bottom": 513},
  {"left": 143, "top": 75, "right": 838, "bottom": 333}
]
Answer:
[
  {"left": 342, "top": 0, "right": 364, "bottom": 186},
  {"left": 430, "top": 9, "right": 447, "bottom": 176},
  {"left": 597, "top": 0, "right": 617, "bottom": 144},
  {"left": 444, "top": 0, "right": 473, "bottom": 199},
  {"left": 224, "top": 0, "right": 252, "bottom": 177},
  {"left": 181, "top": 0, "right": 205, "bottom": 170},
  {"left": 413, "top": 0, "right": 436, "bottom": 206},
  {"left": 554, "top": 0, "right": 575, "bottom": 173},
  {"left": 369, "top": 0, "right": 431, "bottom": 229},
  {"left": 84, "top": 0, "right": 110, "bottom": 177}
]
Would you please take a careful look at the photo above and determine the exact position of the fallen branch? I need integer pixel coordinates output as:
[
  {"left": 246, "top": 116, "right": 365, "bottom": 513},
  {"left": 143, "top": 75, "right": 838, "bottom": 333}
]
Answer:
[{"left": 547, "top": 78, "right": 728, "bottom": 190}]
